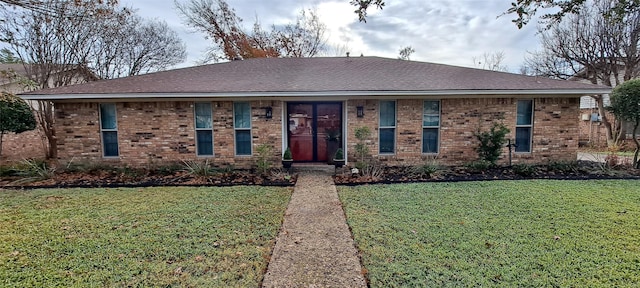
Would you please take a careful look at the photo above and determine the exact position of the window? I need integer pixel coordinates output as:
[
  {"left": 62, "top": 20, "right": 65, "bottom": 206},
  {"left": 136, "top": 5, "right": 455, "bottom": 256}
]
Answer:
[
  {"left": 99, "top": 103, "right": 119, "bottom": 157},
  {"left": 379, "top": 100, "right": 396, "bottom": 154},
  {"left": 423, "top": 100, "right": 440, "bottom": 153},
  {"left": 234, "top": 102, "right": 252, "bottom": 156},
  {"left": 194, "top": 102, "right": 213, "bottom": 156},
  {"left": 515, "top": 100, "right": 533, "bottom": 152}
]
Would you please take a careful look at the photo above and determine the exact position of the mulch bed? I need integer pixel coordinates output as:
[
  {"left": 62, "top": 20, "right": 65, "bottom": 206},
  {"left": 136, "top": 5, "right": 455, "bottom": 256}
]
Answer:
[
  {"left": 0, "top": 169, "right": 297, "bottom": 189},
  {"left": 2, "top": 161, "right": 639, "bottom": 189},
  {"left": 334, "top": 161, "right": 640, "bottom": 185}
]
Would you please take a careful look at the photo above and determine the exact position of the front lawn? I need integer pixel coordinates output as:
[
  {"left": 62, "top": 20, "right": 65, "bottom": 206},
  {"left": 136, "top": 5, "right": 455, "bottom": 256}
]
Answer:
[
  {"left": 339, "top": 180, "right": 640, "bottom": 287},
  {"left": 0, "top": 186, "right": 292, "bottom": 287}
]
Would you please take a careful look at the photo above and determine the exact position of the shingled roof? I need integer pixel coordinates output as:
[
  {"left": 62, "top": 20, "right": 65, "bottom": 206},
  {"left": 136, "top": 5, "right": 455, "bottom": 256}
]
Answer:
[{"left": 21, "top": 56, "right": 610, "bottom": 100}]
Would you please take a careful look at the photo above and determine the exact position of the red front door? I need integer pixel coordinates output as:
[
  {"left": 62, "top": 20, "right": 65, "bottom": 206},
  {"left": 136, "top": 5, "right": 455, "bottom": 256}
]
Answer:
[{"left": 287, "top": 102, "right": 342, "bottom": 162}]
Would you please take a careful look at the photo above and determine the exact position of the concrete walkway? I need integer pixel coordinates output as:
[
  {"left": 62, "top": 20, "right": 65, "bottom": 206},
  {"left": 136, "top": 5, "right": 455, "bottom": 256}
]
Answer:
[{"left": 262, "top": 171, "right": 367, "bottom": 287}]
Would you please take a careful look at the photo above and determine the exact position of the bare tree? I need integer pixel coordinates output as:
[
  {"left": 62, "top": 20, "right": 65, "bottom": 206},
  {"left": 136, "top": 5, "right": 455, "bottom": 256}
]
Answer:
[
  {"left": 523, "top": 0, "right": 640, "bottom": 146},
  {"left": 472, "top": 51, "right": 509, "bottom": 72},
  {"left": 92, "top": 15, "right": 186, "bottom": 79},
  {"left": 0, "top": 1, "right": 186, "bottom": 158},
  {"left": 0, "top": 0, "right": 121, "bottom": 20},
  {"left": 275, "top": 9, "right": 327, "bottom": 58},
  {"left": 176, "top": 0, "right": 327, "bottom": 62},
  {"left": 398, "top": 46, "right": 415, "bottom": 60},
  {"left": 0, "top": 1, "right": 115, "bottom": 158}
]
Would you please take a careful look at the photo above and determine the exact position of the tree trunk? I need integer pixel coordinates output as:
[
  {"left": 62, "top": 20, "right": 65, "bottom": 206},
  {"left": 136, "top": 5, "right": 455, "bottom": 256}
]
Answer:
[
  {"left": 34, "top": 100, "right": 57, "bottom": 159},
  {"left": 0, "top": 131, "right": 4, "bottom": 158},
  {"left": 595, "top": 95, "right": 618, "bottom": 147},
  {"left": 633, "top": 120, "right": 640, "bottom": 169}
]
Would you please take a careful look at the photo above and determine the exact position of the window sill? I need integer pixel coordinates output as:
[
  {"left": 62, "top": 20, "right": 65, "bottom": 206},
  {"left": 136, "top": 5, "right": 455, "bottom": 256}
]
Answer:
[{"left": 196, "top": 155, "right": 215, "bottom": 158}]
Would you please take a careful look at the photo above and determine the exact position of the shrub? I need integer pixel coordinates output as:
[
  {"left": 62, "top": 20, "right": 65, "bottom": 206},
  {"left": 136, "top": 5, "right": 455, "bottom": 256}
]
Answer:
[
  {"left": 282, "top": 147, "right": 292, "bottom": 160},
  {"left": 0, "top": 92, "right": 37, "bottom": 157},
  {"left": 182, "top": 159, "right": 213, "bottom": 176},
  {"left": 334, "top": 148, "right": 344, "bottom": 160},
  {"left": 412, "top": 158, "right": 441, "bottom": 177},
  {"left": 0, "top": 164, "right": 18, "bottom": 177},
  {"left": 474, "top": 122, "right": 510, "bottom": 165},
  {"left": 255, "top": 144, "right": 274, "bottom": 175},
  {"left": 152, "top": 163, "right": 183, "bottom": 176},
  {"left": 513, "top": 163, "right": 537, "bottom": 177},
  {"left": 354, "top": 126, "right": 372, "bottom": 165},
  {"left": 12, "top": 159, "right": 55, "bottom": 184},
  {"left": 546, "top": 160, "right": 578, "bottom": 173},
  {"left": 360, "top": 161, "right": 385, "bottom": 179},
  {"left": 605, "top": 153, "right": 620, "bottom": 168},
  {"left": 464, "top": 160, "right": 492, "bottom": 173}
]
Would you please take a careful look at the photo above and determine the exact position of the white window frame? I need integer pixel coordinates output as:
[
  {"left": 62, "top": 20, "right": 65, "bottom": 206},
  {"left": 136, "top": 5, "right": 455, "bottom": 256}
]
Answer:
[
  {"left": 422, "top": 100, "right": 440, "bottom": 154},
  {"left": 99, "top": 103, "right": 119, "bottom": 158},
  {"left": 233, "top": 102, "right": 252, "bottom": 156},
  {"left": 378, "top": 100, "right": 396, "bottom": 154},
  {"left": 194, "top": 102, "right": 214, "bottom": 157},
  {"left": 515, "top": 99, "right": 534, "bottom": 153}
]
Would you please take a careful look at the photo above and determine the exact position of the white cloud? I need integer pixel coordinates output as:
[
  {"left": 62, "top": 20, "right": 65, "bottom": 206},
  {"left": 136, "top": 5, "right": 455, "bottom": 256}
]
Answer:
[{"left": 122, "top": 0, "right": 542, "bottom": 71}]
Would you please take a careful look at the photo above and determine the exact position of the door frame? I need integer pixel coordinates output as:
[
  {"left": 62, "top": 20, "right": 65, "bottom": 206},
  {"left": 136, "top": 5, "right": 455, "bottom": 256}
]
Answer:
[{"left": 285, "top": 101, "right": 343, "bottom": 162}]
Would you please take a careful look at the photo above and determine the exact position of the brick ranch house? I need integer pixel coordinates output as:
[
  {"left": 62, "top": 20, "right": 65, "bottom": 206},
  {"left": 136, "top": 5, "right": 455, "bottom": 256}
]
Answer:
[{"left": 20, "top": 57, "right": 610, "bottom": 168}]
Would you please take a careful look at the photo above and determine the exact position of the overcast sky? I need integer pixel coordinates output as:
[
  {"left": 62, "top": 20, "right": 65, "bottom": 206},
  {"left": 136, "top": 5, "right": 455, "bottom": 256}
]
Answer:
[{"left": 121, "top": 0, "right": 542, "bottom": 72}]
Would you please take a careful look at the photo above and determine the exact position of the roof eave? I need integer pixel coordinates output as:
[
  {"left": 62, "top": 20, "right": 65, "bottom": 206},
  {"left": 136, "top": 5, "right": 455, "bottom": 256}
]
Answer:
[{"left": 20, "top": 88, "right": 612, "bottom": 101}]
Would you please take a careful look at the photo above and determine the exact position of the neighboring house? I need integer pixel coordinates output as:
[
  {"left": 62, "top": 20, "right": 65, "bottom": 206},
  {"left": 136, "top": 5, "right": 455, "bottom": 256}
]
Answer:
[
  {"left": 0, "top": 63, "right": 97, "bottom": 162},
  {"left": 570, "top": 67, "right": 639, "bottom": 147},
  {"left": 20, "top": 57, "right": 610, "bottom": 167}
]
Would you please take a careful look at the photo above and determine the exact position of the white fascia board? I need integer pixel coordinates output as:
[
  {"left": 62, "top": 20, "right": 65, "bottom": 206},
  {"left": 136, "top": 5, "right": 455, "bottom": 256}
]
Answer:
[{"left": 20, "top": 88, "right": 611, "bottom": 101}]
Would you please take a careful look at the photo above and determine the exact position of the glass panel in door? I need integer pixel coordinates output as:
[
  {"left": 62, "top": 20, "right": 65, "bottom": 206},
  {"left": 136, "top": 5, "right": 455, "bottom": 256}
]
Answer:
[
  {"left": 288, "top": 104, "right": 314, "bottom": 161},
  {"left": 317, "top": 104, "right": 342, "bottom": 162}
]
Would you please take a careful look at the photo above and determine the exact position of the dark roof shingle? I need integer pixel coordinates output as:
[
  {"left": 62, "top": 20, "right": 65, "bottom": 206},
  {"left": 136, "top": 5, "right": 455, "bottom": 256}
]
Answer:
[{"left": 23, "top": 56, "right": 609, "bottom": 96}]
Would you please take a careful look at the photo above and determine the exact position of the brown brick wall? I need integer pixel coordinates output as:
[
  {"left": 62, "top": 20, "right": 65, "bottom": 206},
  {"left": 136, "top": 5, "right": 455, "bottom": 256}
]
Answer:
[
  {"left": 56, "top": 102, "right": 102, "bottom": 161},
  {"left": 54, "top": 100, "right": 283, "bottom": 168},
  {"left": 345, "top": 97, "right": 579, "bottom": 166},
  {"left": 0, "top": 129, "right": 47, "bottom": 163},
  {"left": 53, "top": 97, "right": 577, "bottom": 168}
]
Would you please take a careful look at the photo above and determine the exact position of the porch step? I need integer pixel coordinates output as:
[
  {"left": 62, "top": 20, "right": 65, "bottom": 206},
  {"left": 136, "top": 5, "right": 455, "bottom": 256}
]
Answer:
[{"left": 292, "top": 163, "right": 336, "bottom": 173}]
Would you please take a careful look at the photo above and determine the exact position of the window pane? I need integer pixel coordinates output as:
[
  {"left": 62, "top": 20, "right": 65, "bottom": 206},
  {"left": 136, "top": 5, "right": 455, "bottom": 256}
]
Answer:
[
  {"left": 100, "top": 103, "right": 117, "bottom": 130},
  {"left": 423, "top": 101, "right": 440, "bottom": 126},
  {"left": 515, "top": 127, "right": 531, "bottom": 152},
  {"left": 423, "top": 128, "right": 439, "bottom": 153},
  {"left": 235, "top": 130, "right": 251, "bottom": 155},
  {"left": 380, "top": 101, "right": 396, "bottom": 127},
  {"left": 517, "top": 100, "right": 533, "bottom": 125},
  {"left": 195, "top": 103, "right": 212, "bottom": 129},
  {"left": 423, "top": 100, "right": 439, "bottom": 115},
  {"left": 423, "top": 115, "right": 440, "bottom": 127},
  {"left": 234, "top": 102, "right": 251, "bottom": 129},
  {"left": 196, "top": 130, "right": 213, "bottom": 155},
  {"left": 379, "top": 128, "right": 395, "bottom": 153},
  {"left": 102, "top": 131, "right": 119, "bottom": 157}
]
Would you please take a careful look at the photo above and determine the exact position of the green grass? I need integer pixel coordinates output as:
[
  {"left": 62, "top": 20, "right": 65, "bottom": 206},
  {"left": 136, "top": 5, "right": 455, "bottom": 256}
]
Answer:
[
  {"left": 0, "top": 186, "right": 292, "bottom": 287},
  {"left": 339, "top": 180, "right": 640, "bottom": 287}
]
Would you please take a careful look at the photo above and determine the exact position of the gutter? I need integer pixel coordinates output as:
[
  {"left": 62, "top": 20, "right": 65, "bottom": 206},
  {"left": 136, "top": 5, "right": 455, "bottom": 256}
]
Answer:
[{"left": 20, "top": 88, "right": 612, "bottom": 101}]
